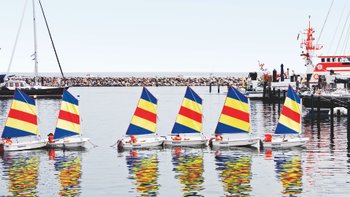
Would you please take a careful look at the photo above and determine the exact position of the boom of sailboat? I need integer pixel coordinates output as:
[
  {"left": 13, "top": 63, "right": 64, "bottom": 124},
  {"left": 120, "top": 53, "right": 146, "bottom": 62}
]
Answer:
[{"left": 0, "top": 85, "right": 308, "bottom": 152}]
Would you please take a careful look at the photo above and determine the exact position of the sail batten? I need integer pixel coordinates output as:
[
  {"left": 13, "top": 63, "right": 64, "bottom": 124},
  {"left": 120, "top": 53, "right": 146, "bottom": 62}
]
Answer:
[
  {"left": 126, "top": 87, "right": 158, "bottom": 135},
  {"left": 2, "top": 89, "right": 38, "bottom": 138},
  {"left": 215, "top": 87, "right": 250, "bottom": 134},
  {"left": 171, "top": 87, "right": 203, "bottom": 134},
  {"left": 54, "top": 90, "right": 81, "bottom": 139},
  {"left": 275, "top": 86, "right": 301, "bottom": 134}
]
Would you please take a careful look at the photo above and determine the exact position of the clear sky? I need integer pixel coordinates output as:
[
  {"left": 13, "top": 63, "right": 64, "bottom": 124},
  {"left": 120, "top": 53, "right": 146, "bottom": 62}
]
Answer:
[{"left": 0, "top": 0, "right": 348, "bottom": 74}]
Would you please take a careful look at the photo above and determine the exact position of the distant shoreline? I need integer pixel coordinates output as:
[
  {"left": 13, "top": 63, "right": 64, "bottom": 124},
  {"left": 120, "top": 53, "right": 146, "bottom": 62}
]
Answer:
[
  {"left": 8, "top": 75, "right": 243, "bottom": 87},
  {"left": 4, "top": 72, "right": 250, "bottom": 78}
]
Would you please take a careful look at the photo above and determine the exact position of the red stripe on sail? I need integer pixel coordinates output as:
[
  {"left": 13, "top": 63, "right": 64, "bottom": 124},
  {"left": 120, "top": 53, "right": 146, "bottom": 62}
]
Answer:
[
  {"left": 281, "top": 106, "right": 300, "bottom": 123},
  {"left": 134, "top": 107, "right": 157, "bottom": 123},
  {"left": 178, "top": 106, "right": 202, "bottom": 123},
  {"left": 58, "top": 110, "right": 80, "bottom": 124},
  {"left": 222, "top": 105, "right": 250, "bottom": 123},
  {"left": 8, "top": 109, "right": 37, "bottom": 125}
]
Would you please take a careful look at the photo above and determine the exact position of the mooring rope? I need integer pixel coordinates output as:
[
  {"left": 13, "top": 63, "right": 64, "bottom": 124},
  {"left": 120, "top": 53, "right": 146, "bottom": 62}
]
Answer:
[{"left": 88, "top": 139, "right": 98, "bottom": 148}]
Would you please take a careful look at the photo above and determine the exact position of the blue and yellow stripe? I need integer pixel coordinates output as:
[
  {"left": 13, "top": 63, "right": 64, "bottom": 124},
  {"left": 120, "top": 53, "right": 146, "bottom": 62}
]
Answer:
[
  {"left": 275, "top": 86, "right": 301, "bottom": 134},
  {"left": 215, "top": 87, "right": 250, "bottom": 134},
  {"left": 2, "top": 89, "right": 38, "bottom": 138},
  {"left": 126, "top": 87, "right": 158, "bottom": 135},
  {"left": 172, "top": 87, "right": 203, "bottom": 134},
  {"left": 55, "top": 90, "right": 81, "bottom": 139}
]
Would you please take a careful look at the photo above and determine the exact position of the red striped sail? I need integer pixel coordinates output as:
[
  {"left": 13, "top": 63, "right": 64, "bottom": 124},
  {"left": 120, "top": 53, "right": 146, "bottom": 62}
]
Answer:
[{"left": 126, "top": 87, "right": 158, "bottom": 135}]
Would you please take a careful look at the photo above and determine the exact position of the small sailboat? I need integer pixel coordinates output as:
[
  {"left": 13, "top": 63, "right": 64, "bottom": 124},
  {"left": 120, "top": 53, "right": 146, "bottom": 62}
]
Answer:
[
  {"left": 117, "top": 87, "right": 164, "bottom": 149},
  {"left": 263, "top": 86, "right": 309, "bottom": 148},
  {"left": 210, "top": 86, "right": 260, "bottom": 148},
  {"left": 164, "top": 87, "right": 207, "bottom": 147},
  {"left": 0, "top": 89, "right": 46, "bottom": 151},
  {"left": 47, "top": 89, "right": 89, "bottom": 148}
]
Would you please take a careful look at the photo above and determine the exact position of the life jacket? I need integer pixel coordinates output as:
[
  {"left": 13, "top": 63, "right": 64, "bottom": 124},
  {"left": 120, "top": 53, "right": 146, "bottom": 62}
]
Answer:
[
  {"left": 173, "top": 136, "right": 182, "bottom": 141},
  {"left": 48, "top": 135, "right": 54, "bottom": 143},
  {"left": 264, "top": 133, "right": 272, "bottom": 142},
  {"left": 5, "top": 138, "right": 12, "bottom": 145},
  {"left": 130, "top": 135, "right": 137, "bottom": 143}
]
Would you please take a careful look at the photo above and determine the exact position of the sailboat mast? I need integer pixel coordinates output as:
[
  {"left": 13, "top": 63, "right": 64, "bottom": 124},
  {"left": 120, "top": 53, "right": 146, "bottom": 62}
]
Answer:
[{"left": 32, "top": 0, "right": 38, "bottom": 79}]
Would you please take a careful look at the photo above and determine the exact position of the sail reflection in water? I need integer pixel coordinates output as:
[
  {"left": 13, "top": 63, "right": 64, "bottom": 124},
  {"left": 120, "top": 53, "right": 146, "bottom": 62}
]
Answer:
[
  {"left": 126, "top": 150, "right": 160, "bottom": 196},
  {"left": 53, "top": 151, "right": 83, "bottom": 196},
  {"left": 2, "top": 151, "right": 40, "bottom": 196},
  {"left": 172, "top": 148, "right": 204, "bottom": 196},
  {"left": 274, "top": 151, "right": 303, "bottom": 196},
  {"left": 215, "top": 150, "right": 252, "bottom": 196}
]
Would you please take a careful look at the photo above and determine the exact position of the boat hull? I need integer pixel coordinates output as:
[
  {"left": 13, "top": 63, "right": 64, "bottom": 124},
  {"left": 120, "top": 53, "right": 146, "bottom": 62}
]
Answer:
[
  {"left": 118, "top": 136, "right": 164, "bottom": 149},
  {"left": 1, "top": 140, "right": 46, "bottom": 151},
  {"left": 46, "top": 137, "right": 89, "bottom": 148},
  {"left": 164, "top": 135, "right": 207, "bottom": 147},
  {"left": 0, "top": 87, "right": 66, "bottom": 98},
  {"left": 211, "top": 137, "right": 260, "bottom": 147},
  {"left": 263, "top": 137, "right": 309, "bottom": 148},
  {"left": 301, "top": 94, "right": 350, "bottom": 108}
]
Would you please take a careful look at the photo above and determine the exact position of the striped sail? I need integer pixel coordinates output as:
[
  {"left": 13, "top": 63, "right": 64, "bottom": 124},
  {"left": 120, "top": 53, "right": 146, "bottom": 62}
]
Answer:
[
  {"left": 171, "top": 87, "right": 203, "bottom": 134},
  {"left": 2, "top": 89, "right": 38, "bottom": 138},
  {"left": 215, "top": 87, "right": 250, "bottom": 134},
  {"left": 126, "top": 87, "right": 158, "bottom": 135},
  {"left": 275, "top": 86, "right": 301, "bottom": 134},
  {"left": 54, "top": 90, "right": 81, "bottom": 139}
]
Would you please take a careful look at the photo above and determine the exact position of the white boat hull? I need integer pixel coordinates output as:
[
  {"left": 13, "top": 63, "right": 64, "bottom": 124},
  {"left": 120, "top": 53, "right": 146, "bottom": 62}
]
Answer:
[
  {"left": 263, "top": 137, "right": 309, "bottom": 148},
  {"left": 211, "top": 137, "right": 260, "bottom": 147},
  {"left": 118, "top": 136, "right": 164, "bottom": 149},
  {"left": 46, "top": 137, "right": 89, "bottom": 148},
  {"left": 164, "top": 135, "right": 207, "bottom": 147},
  {"left": 1, "top": 140, "right": 46, "bottom": 151}
]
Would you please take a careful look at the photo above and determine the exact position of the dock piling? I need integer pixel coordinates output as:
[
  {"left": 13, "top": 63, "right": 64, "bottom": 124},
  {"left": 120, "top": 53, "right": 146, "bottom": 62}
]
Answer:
[
  {"left": 348, "top": 103, "right": 350, "bottom": 144},
  {"left": 311, "top": 94, "right": 314, "bottom": 128},
  {"left": 317, "top": 96, "right": 321, "bottom": 133},
  {"left": 278, "top": 89, "right": 281, "bottom": 112},
  {"left": 330, "top": 99, "right": 334, "bottom": 134}
]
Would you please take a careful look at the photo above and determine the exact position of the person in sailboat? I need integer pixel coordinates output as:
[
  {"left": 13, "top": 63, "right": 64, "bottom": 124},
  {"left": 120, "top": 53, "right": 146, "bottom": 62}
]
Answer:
[
  {"left": 47, "top": 133, "right": 55, "bottom": 143},
  {"left": 129, "top": 135, "right": 138, "bottom": 144},
  {"left": 4, "top": 137, "right": 12, "bottom": 145},
  {"left": 172, "top": 134, "right": 182, "bottom": 141},
  {"left": 215, "top": 134, "right": 223, "bottom": 141}
]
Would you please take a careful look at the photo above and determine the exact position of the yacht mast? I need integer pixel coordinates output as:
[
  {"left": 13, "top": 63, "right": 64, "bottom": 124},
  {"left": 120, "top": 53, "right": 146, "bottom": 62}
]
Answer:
[{"left": 32, "top": 0, "right": 39, "bottom": 81}]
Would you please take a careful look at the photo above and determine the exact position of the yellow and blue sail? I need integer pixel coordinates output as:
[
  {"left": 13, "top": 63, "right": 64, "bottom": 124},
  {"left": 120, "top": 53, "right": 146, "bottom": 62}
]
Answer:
[
  {"left": 2, "top": 89, "right": 38, "bottom": 138},
  {"left": 215, "top": 87, "right": 250, "bottom": 134},
  {"left": 275, "top": 86, "right": 301, "bottom": 134},
  {"left": 172, "top": 87, "right": 203, "bottom": 134},
  {"left": 126, "top": 87, "right": 158, "bottom": 135},
  {"left": 55, "top": 90, "right": 81, "bottom": 139}
]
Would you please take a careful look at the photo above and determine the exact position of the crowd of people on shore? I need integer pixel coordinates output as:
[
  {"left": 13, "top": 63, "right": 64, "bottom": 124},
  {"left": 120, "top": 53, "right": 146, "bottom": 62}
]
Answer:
[{"left": 10, "top": 75, "right": 243, "bottom": 87}]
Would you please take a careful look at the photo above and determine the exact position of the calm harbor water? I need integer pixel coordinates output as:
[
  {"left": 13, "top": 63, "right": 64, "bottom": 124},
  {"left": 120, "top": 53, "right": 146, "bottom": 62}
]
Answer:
[{"left": 0, "top": 86, "right": 349, "bottom": 196}]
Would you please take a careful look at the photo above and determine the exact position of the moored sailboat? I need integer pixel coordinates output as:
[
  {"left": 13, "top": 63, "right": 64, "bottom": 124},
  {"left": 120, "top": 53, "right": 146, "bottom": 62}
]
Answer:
[
  {"left": 0, "top": 0, "right": 66, "bottom": 98},
  {"left": 210, "top": 86, "right": 260, "bottom": 148},
  {"left": 263, "top": 86, "right": 309, "bottom": 148},
  {"left": 117, "top": 87, "right": 164, "bottom": 150},
  {"left": 0, "top": 89, "right": 46, "bottom": 151},
  {"left": 164, "top": 87, "right": 207, "bottom": 147},
  {"left": 46, "top": 89, "right": 89, "bottom": 148}
]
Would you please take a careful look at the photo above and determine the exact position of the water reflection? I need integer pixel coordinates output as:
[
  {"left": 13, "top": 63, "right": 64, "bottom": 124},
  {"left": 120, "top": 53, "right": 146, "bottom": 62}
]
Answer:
[
  {"left": 215, "top": 149, "right": 252, "bottom": 196},
  {"left": 171, "top": 147, "right": 204, "bottom": 196},
  {"left": 126, "top": 150, "right": 160, "bottom": 196},
  {"left": 274, "top": 150, "right": 303, "bottom": 196},
  {"left": 53, "top": 150, "right": 83, "bottom": 196},
  {"left": 1, "top": 150, "right": 41, "bottom": 196}
]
